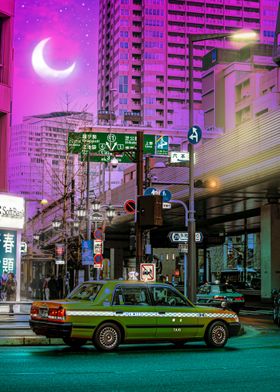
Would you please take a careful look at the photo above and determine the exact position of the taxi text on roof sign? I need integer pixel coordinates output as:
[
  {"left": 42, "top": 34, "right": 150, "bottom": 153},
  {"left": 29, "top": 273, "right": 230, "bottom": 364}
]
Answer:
[{"left": 67, "top": 132, "right": 169, "bottom": 163}]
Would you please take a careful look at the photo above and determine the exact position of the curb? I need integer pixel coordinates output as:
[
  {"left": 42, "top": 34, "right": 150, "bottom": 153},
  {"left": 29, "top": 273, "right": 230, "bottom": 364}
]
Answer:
[{"left": 0, "top": 336, "right": 64, "bottom": 346}]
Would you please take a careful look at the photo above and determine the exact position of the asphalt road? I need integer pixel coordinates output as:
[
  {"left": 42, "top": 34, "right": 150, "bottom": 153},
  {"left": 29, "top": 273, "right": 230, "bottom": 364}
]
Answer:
[{"left": 0, "top": 321, "right": 279, "bottom": 392}]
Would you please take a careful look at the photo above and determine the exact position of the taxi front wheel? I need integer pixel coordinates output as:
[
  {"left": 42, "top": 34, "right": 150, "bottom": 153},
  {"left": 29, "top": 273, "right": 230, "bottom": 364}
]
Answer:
[
  {"left": 205, "top": 321, "right": 228, "bottom": 348},
  {"left": 93, "top": 322, "right": 121, "bottom": 352}
]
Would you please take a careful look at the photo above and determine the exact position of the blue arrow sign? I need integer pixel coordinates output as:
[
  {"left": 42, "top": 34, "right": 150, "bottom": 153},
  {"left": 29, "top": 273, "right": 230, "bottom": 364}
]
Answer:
[
  {"left": 144, "top": 187, "right": 157, "bottom": 196},
  {"left": 188, "top": 125, "right": 202, "bottom": 145},
  {"left": 160, "top": 189, "right": 172, "bottom": 202}
]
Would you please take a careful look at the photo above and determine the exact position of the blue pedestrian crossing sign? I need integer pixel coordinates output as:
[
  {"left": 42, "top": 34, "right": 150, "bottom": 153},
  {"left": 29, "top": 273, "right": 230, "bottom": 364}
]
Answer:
[
  {"left": 188, "top": 125, "right": 202, "bottom": 145},
  {"left": 160, "top": 189, "right": 172, "bottom": 202},
  {"left": 144, "top": 187, "right": 157, "bottom": 196}
]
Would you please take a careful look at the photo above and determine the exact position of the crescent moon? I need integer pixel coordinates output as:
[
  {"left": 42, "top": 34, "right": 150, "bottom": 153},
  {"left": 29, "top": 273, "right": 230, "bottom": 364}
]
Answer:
[{"left": 31, "top": 37, "right": 76, "bottom": 79}]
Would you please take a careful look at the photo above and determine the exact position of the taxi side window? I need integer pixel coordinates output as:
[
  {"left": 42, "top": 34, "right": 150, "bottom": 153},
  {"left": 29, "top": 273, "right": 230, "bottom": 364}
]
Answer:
[
  {"left": 113, "top": 286, "right": 150, "bottom": 306},
  {"left": 151, "top": 286, "right": 189, "bottom": 307}
]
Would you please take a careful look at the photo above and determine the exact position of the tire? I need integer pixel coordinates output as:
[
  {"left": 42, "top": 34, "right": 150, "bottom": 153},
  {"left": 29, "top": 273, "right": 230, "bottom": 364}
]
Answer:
[
  {"left": 205, "top": 321, "right": 228, "bottom": 348},
  {"left": 93, "top": 322, "right": 121, "bottom": 352},
  {"left": 63, "top": 337, "right": 87, "bottom": 348}
]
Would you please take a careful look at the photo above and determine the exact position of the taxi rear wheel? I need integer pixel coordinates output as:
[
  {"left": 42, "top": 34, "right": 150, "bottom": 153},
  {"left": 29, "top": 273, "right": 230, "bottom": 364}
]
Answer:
[
  {"left": 93, "top": 322, "right": 121, "bottom": 352},
  {"left": 205, "top": 321, "right": 228, "bottom": 348},
  {"left": 63, "top": 337, "right": 87, "bottom": 348}
]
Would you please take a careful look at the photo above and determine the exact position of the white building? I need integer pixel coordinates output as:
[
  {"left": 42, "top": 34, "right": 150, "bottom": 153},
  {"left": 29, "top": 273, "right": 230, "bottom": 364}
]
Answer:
[{"left": 9, "top": 111, "right": 93, "bottom": 217}]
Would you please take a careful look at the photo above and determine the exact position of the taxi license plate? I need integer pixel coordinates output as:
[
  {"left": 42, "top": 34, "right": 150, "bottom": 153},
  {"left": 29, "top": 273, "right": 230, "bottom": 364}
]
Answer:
[{"left": 39, "top": 308, "right": 49, "bottom": 318}]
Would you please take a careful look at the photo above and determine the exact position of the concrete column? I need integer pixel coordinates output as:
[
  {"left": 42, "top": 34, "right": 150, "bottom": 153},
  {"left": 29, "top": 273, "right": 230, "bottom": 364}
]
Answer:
[{"left": 261, "top": 204, "right": 280, "bottom": 299}]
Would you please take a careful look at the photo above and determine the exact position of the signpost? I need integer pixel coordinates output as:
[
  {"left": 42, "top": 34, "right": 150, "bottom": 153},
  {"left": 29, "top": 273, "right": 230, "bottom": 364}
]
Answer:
[
  {"left": 93, "top": 240, "right": 104, "bottom": 255},
  {"left": 187, "top": 125, "right": 202, "bottom": 145},
  {"left": 94, "top": 228, "right": 104, "bottom": 241},
  {"left": 94, "top": 253, "right": 104, "bottom": 269},
  {"left": 92, "top": 212, "right": 103, "bottom": 223},
  {"left": 82, "top": 240, "right": 94, "bottom": 265},
  {"left": 140, "top": 263, "right": 156, "bottom": 282},
  {"left": 124, "top": 199, "right": 136, "bottom": 215},
  {"left": 68, "top": 132, "right": 169, "bottom": 162},
  {"left": 144, "top": 187, "right": 157, "bottom": 196},
  {"left": 160, "top": 189, "right": 172, "bottom": 202},
  {"left": 168, "top": 231, "right": 203, "bottom": 243}
]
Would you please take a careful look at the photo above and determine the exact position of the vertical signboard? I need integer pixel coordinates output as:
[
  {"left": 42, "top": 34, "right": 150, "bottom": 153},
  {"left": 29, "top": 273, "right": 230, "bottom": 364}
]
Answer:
[
  {"left": 82, "top": 240, "right": 94, "bottom": 265},
  {"left": 0, "top": 229, "right": 17, "bottom": 277}
]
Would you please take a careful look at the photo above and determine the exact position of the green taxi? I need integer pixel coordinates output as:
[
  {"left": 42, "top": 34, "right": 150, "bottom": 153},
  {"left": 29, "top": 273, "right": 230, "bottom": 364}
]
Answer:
[{"left": 29, "top": 280, "right": 241, "bottom": 351}]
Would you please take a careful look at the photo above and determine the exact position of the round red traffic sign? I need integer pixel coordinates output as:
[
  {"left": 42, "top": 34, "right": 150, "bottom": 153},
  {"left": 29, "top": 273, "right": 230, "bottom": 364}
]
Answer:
[
  {"left": 94, "top": 228, "right": 104, "bottom": 240},
  {"left": 94, "top": 253, "right": 104, "bottom": 268},
  {"left": 124, "top": 199, "right": 136, "bottom": 214}
]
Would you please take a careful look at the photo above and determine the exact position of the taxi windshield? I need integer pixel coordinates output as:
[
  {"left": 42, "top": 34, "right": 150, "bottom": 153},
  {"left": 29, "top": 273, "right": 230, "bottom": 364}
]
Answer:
[{"left": 67, "top": 283, "right": 102, "bottom": 301}]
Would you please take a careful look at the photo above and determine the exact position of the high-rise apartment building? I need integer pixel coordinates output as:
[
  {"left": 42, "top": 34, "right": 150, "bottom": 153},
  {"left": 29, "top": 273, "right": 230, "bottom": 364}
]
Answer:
[
  {"left": 0, "top": 0, "right": 14, "bottom": 192},
  {"left": 9, "top": 111, "right": 93, "bottom": 217},
  {"left": 98, "top": 0, "right": 277, "bottom": 137}
]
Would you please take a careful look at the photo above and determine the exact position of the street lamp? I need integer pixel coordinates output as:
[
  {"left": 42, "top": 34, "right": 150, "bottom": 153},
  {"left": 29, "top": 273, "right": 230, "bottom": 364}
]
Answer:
[
  {"left": 91, "top": 198, "right": 101, "bottom": 212},
  {"left": 76, "top": 204, "right": 86, "bottom": 219},
  {"left": 52, "top": 217, "right": 62, "bottom": 229},
  {"left": 187, "top": 29, "right": 258, "bottom": 303},
  {"left": 106, "top": 204, "right": 116, "bottom": 223}
]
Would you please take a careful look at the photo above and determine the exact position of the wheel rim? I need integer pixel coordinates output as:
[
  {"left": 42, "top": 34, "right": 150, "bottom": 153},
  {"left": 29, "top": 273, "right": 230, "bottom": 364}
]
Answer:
[
  {"left": 99, "top": 326, "right": 118, "bottom": 349},
  {"left": 212, "top": 325, "right": 226, "bottom": 345}
]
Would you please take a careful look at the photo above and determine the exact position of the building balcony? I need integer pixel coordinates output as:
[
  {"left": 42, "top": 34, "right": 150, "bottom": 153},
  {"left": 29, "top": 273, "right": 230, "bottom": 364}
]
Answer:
[
  {"left": 244, "top": 0, "right": 260, "bottom": 8},
  {"left": 124, "top": 111, "right": 142, "bottom": 122},
  {"left": 205, "top": 7, "right": 224, "bottom": 15},
  {"left": 224, "top": 10, "right": 242, "bottom": 17},
  {"left": 169, "top": 14, "right": 187, "bottom": 23},
  {"left": 187, "top": 6, "right": 205, "bottom": 14},
  {"left": 205, "top": 17, "right": 224, "bottom": 26},
  {"left": 167, "top": 91, "right": 186, "bottom": 100},
  {"left": 168, "top": 47, "right": 186, "bottom": 56},
  {"left": 168, "top": 4, "right": 185, "bottom": 11},
  {"left": 98, "top": 110, "right": 116, "bottom": 122},
  {"left": 224, "top": 19, "right": 243, "bottom": 28}
]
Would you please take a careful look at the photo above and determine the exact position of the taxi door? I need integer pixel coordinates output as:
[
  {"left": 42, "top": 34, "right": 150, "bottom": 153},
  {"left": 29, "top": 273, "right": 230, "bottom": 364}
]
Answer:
[
  {"left": 149, "top": 285, "right": 199, "bottom": 340},
  {"left": 112, "top": 284, "right": 157, "bottom": 340}
]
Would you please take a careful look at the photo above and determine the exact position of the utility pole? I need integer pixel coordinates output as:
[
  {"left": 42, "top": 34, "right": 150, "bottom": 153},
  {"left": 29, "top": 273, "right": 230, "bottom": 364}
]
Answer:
[
  {"left": 85, "top": 152, "right": 91, "bottom": 281},
  {"left": 136, "top": 131, "right": 144, "bottom": 273}
]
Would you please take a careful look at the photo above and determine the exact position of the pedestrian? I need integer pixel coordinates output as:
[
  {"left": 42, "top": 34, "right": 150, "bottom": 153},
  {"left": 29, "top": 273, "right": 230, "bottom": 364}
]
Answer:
[
  {"left": 43, "top": 275, "right": 50, "bottom": 300},
  {"left": 57, "top": 274, "right": 64, "bottom": 299},
  {"left": 5, "top": 273, "right": 16, "bottom": 315},
  {"left": 48, "top": 275, "right": 58, "bottom": 300},
  {"left": 1, "top": 271, "right": 8, "bottom": 301}
]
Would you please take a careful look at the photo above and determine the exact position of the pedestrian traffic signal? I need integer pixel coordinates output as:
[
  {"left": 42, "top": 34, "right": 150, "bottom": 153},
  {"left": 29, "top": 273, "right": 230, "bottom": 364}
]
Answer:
[{"left": 137, "top": 195, "right": 163, "bottom": 228}]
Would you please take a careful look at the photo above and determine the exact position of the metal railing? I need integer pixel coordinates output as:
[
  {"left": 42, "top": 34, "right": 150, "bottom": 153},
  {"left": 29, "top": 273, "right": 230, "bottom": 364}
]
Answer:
[{"left": 0, "top": 301, "right": 32, "bottom": 331}]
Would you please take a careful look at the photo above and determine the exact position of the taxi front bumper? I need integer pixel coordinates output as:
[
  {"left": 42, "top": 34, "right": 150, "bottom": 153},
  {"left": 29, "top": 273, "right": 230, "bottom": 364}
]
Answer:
[{"left": 29, "top": 320, "right": 72, "bottom": 338}]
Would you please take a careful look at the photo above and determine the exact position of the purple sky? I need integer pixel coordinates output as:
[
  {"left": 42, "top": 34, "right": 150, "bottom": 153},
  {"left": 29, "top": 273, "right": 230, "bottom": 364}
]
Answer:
[{"left": 13, "top": 0, "right": 99, "bottom": 124}]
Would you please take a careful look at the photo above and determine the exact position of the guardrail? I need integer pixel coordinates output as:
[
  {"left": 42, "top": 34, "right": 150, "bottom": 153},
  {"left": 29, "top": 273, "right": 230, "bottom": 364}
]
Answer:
[{"left": 0, "top": 301, "right": 32, "bottom": 331}]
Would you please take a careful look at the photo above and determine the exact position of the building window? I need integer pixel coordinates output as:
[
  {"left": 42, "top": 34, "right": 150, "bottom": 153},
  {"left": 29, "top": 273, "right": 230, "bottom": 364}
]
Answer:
[{"left": 119, "top": 75, "right": 128, "bottom": 93}]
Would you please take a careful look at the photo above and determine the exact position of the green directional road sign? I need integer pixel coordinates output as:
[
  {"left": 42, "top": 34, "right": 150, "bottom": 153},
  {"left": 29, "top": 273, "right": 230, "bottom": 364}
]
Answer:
[{"left": 68, "top": 132, "right": 169, "bottom": 162}]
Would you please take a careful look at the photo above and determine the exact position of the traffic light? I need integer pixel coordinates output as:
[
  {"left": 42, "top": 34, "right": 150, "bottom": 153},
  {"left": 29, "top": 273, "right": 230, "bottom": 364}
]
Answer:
[
  {"left": 137, "top": 195, "right": 163, "bottom": 228},
  {"left": 194, "top": 178, "right": 219, "bottom": 189}
]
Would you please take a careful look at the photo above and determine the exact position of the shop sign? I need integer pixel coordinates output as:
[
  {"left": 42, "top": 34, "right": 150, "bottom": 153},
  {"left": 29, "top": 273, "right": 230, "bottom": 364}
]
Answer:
[
  {"left": 0, "top": 229, "right": 17, "bottom": 277},
  {"left": 0, "top": 194, "right": 25, "bottom": 230}
]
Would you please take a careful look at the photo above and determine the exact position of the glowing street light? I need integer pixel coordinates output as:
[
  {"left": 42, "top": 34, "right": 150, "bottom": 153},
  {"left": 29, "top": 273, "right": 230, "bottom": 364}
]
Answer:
[{"left": 187, "top": 29, "right": 258, "bottom": 303}]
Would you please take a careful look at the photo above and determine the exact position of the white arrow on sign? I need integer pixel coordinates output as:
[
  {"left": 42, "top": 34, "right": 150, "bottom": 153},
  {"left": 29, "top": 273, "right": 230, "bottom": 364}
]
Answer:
[{"left": 168, "top": 231, "right": 203, "bottom": 243}]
